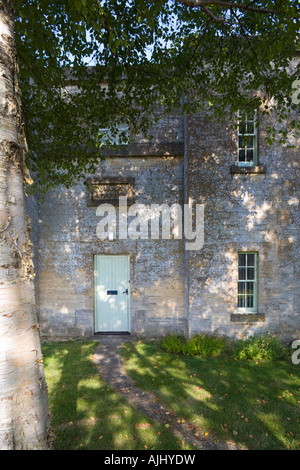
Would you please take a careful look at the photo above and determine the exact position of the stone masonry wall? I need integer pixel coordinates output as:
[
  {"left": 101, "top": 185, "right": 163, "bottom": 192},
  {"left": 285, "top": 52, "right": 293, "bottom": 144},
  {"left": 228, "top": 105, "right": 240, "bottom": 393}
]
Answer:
[
  {"left": 186, "top": 110, "right": 300, "bottom": 340},
  {"left": 37, "top": 155, "right": 185, "bottom": 339},
  {"left": 32, "top": 102, "right": 300, "bottom": 341}
]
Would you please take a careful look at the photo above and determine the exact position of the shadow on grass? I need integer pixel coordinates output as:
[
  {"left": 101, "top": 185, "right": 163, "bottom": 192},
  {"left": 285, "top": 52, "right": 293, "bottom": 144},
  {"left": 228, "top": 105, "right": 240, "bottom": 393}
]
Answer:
[
  {"left": 120, "top": 341, "right": 300, "bottom": 450},
  {"left": 42, "top": 340, "right": 194, "bottom": 450}
]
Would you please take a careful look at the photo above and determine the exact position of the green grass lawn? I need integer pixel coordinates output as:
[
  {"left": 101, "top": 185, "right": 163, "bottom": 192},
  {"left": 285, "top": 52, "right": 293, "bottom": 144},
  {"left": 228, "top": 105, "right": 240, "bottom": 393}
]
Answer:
[
  {"left": 42, "top": 340, "right": 195, "bottom": 450},
  {"left": 120, "top": 340, "right": 300, "bottom": 450}
]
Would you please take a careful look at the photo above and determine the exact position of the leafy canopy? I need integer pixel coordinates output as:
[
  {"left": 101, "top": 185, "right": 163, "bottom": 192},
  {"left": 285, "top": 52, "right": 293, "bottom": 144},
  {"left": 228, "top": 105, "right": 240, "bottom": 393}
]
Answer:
[{"left": 14, "top": 0, "right": 300, "bottom": 190}]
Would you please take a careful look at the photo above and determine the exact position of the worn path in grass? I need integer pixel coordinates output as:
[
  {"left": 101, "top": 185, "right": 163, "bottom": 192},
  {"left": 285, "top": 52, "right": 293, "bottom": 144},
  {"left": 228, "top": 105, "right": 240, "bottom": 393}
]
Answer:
[{"left": 91, "top": 335, "right": 241, "bottom": 451}]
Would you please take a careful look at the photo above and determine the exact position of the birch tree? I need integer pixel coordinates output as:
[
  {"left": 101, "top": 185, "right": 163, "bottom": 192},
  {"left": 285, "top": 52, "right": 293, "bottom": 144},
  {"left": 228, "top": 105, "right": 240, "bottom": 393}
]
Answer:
[{"left": 0, "top": 0, "right": 51, "bottom": 450}]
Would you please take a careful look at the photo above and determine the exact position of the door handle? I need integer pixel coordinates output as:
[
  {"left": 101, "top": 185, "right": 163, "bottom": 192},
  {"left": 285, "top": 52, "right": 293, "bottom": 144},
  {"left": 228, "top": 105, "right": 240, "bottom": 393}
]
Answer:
[{"left": 123, "top": 289, "right": 128, "bottom": 295}]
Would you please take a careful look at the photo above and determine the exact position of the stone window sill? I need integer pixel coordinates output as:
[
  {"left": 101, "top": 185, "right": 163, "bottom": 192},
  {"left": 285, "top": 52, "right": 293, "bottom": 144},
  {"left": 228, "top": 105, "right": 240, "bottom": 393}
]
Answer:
[
  {"left": 230, "top": 165, "right": 266, "bottom": 175},
  {"left": 230, "top": 313, "right": 265, "bottom": 323}
]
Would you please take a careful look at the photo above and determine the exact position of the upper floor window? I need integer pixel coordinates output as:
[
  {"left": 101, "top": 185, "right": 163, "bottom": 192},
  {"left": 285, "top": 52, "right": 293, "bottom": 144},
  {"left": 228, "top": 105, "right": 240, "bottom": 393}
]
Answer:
[
  {"left": 97, "top": 122, "right": 129, "bottom": 146},
  {"left": 237, "top": 110, "right": 258, "bottom": 167}
]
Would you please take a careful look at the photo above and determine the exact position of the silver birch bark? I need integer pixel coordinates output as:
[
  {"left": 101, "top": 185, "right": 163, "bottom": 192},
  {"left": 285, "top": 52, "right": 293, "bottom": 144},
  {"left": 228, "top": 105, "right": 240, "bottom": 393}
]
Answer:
[{"left": 0, "top": 0, "right": 52, "bottom": 449}]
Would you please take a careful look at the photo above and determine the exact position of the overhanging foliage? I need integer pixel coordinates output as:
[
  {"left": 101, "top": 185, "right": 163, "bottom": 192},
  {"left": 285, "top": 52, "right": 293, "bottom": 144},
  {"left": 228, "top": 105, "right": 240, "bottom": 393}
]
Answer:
[{"left": 14, "top": 0, "right": 300, "bottom": 190}]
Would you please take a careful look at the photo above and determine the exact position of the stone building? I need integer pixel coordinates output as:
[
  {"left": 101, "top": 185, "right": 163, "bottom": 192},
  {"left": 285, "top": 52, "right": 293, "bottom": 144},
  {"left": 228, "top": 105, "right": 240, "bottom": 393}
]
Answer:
[{"left": 27, "top": 103, "right": 300, "bottom": 341}]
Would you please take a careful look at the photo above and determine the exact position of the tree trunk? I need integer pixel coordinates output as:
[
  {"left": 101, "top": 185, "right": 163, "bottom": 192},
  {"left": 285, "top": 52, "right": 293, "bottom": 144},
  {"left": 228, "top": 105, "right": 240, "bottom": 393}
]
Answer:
[{"left": 0, "top": 0, "right": 52, "bottom": 449}]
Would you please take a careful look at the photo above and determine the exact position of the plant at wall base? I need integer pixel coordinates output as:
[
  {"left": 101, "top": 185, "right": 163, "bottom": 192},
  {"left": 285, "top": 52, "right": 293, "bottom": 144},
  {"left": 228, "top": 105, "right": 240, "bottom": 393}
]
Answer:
[
  {"left": 183, "top": 334, "right": 227, "bottom": 357},
  {"left": 162, "top": 332, "right": 289, "bottom": 362},
  {"left": 162, "top": 334, "right": 226, "bottom": 357},
  {"left": 162, "top": 335, "right": 186, "bottom": 355},
  {"left": 232, "top": 333, "right": 286, "bottom": 362}
]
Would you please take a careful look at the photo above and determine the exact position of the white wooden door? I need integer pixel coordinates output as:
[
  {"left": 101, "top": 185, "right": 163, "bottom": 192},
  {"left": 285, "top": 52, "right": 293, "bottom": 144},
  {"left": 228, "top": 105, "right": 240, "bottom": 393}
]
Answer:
[{"left": 94, "top": 255, "right": 130, "bottom": 333}]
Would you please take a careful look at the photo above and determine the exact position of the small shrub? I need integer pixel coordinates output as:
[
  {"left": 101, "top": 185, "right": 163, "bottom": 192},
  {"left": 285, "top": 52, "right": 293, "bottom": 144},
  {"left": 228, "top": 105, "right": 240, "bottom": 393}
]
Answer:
[
  {"left": 162, "top": 334, "right": 226, "bottom": 357},
  {"left": 183, "top": 334, "right": 226, "bottom": 357},
  {"left": 162, "top": 335, "right": 185, "bottom": 354},
  {"left": 232, "top": 333, "right": 285, "bottom": 362}
]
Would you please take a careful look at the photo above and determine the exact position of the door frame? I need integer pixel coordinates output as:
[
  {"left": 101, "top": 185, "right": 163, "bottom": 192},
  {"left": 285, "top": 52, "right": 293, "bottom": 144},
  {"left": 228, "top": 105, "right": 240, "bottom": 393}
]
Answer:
[{"left": 93, "top": 254, "right": 131, "bottom": 334}]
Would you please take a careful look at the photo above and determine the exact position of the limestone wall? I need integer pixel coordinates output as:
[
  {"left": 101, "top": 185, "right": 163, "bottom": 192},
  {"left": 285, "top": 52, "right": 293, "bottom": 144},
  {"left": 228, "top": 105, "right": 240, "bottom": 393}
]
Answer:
[
  {"left": 32, "top": 105, "right": 300, "bottom": 341},
  {"left": 186, "top": 111, "right": 300, "bottom": 340},
  {"left": 37, "top": 155, "right": 186, "bottom": 339}
]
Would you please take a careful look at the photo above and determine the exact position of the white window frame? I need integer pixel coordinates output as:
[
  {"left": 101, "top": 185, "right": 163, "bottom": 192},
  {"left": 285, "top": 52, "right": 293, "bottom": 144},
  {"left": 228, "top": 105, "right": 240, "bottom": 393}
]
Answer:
[
  {"left": 237, "top": 252, "right": 258, "bottom": 313},
  {"left": 98, "top": 122, "right": 129, "bottom": 146},
  {"left": 237, "top": 110, "right": 258, "bottom": 167}
]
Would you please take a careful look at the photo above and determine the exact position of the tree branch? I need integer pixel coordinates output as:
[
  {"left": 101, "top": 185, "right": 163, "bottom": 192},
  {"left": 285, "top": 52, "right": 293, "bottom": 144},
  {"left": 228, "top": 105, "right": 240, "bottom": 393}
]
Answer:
[
  {"left": 175, "top": 0, "right": 276, "bottom": 20},
  {"left": 200, "top": 3, "right": 226, "bottom": 22}
]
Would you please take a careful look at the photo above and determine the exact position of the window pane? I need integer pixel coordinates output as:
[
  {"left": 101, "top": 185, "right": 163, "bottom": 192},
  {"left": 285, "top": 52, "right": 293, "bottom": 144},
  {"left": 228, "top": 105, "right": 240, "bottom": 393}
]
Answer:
[
  {"left": 246, "top": 282, "right": 254, "bottom": 294},
  {"left": 247, "top": 110, "right": 255, "bottom": 120},
  {"left": 247, "top": 268, "right": 255, "bottom": 280},
  {"left": 245, "top": 136, "right": 254, "bottom": 148},
  {"left": 238, "top": 282, "right": 246, "bottom": 294},
  {"left": 247, "top": 254, "right": 255, "bottom": 266},
  {"left": 239, "top": 122, "right": 246, "bottom": 134},
  {"left": 238, "top": 136, "right": 244, "bottom": 148},
  {"left": 238, "top": 268, "right": 246, "bottom": 280},
  {"left": 247, "top": 121, "right": 254, "bottom": 134},
  {"left": 246, "top": 149, "right": 254, "bottom": 162},
  {"left": 239, "top": 253, "right": 246, "bottom": 266},
  {"left": 246, "top": 296, "right": 254, "bottom": 308},
  {"left": 239, "top": 149, "right": 245, "bottom": 162},
  {"left": 238, "top": 296, "right": 245, "bottom": 308}
]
